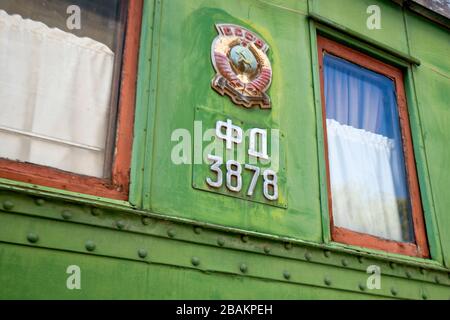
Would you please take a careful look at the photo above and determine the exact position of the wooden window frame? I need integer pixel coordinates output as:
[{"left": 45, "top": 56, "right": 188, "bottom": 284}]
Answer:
[
  {"left": 0, "top": 0, "right": 143, "bottom": 201},
  {"left": 317, "top": 35, "right": 429, "bottom": 258}
]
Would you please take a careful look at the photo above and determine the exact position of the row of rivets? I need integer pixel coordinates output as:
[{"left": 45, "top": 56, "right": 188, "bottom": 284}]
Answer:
[
  {"left": 14, "top": 214, "right": 447, "bottom": 299},
  {"left": 28, "top": 234, "right": 150, "bottom": 260},
  {"left": 20, "top": 231, "right": 438, "bottom": 297},
  {"left": 15, "top": 198, "right": 448, "bottom": 290},
  {"left": 157, "top": 225, "right": 445, "bottom": 289},
  {"left": 82, "top": 204, "right": 448, "bottom": 287},
  {"left": 0, "top": 195, "right": 443, "bottom": 273}
]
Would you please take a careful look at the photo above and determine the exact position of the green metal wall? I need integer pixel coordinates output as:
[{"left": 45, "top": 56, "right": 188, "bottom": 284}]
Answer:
[{"left": 0, "top": 0, "right": 449, "bottom": 299}]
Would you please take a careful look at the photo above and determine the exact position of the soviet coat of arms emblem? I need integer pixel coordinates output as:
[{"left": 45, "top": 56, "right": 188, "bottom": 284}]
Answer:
[{"left": 211, "top": 24, "right": 273, "bottom": 109}]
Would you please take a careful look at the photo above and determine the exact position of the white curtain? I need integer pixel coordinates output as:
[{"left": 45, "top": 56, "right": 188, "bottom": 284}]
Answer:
[
  {"left": 327, "top": 119, "right": 403, "bottom": 241},
  {"left": 0, "top": 10, "right": 114, "bottom": 178}
]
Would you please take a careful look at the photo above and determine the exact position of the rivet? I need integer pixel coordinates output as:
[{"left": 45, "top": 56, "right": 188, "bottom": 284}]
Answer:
[
  {"left": 434, "top": 276, "right": 440, "bottom": 284},
  {"left": 191, "top": 257, "right": 200, "bottom": 267},
  {"left": 283, "top": 271, "right": 291, "bottom": 280},
  {"left": 194, "top": 226, "right": 203, "bottom": 234},
  {"left": 27, "top": 233, "right": 39, "bottom": 243},
  {"left": 420, "top": 268, "right": 426, "bottom": 275},
  {"left": 61, "top": 210, "right": 72, "bottom": 220},
  {"left": 391, "top": 288, "right": 398, "bottom": 296},
  {"left": 284, "top": 242, "right": 293, "bottom": 250},
  {"left": 341, "top": 259, "right": 348, "bottom": 267},
  {"left": 91, "top": 207, "right": 102, "bottom": 216},
  {"left": 167, "top": 229, "right": 175, "bottom": 238},
  {"left": 357, "top": 256, "right": 364, "bottom": 264},
  {"left": 35, "top": 199, "right": 45, "bottom": 206},
  {"left": 358, "top": 283, "right": 365, "bottom": 291},
  {"left": 405, "top": 270, "right": 412, "bottom": 279},
  {"left": 116, "top": 220, "right": 126, "bottom": 229},
  {"left": 142, "top": 217, "right": 152, "bottom": 225},
  {"left": 264, "top": 246, "right": 271, "bottom": 254},
  {"left": 390, "top": 262, "right": 396, "bottom": 270},
  {"left": 239, "top": 263, "right": 248, "bottom": 273},
  {"left": 324, "top": 277, "right": 332, "bottom": 286},
  {"left": 304, "top": 251, "right": 312, "bottom": 261},
  {"left": 323, "top": 250, "right": 331, "bottom": 258},
  {"left": 422, "top": 292, "right": 428, "bottom": 300},
  {"left": 217, "top": 238, "right": 225, "bottom": 247},
  {"left": 241, "top": 235, "right": 249, "bottom": 243},
  {"left": 138, "top": 249, "right": 147, "bottom": 259},
  {"left": 85, "top": 240, "right": 96, "bottom": 252},
  {"left": 2, "top": 200, "right": 14, "bottom": 211}
]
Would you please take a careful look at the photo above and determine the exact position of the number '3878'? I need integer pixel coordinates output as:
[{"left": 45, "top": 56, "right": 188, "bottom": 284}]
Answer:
[{"left": 205, "top": 154, "right": 278, "bottom": 201}]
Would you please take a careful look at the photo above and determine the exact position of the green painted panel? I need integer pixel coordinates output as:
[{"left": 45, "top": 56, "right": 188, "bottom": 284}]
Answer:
[
  {"left": 404, "top": 12, "right": 450, "bottom": 267},
  {"left": 0, "top": 244, "right": 148, "bottom": 299},
  {"left": 410, "top": 69, "right": 450, "bottom": 264},
  {"left": 0, "top": 243, "right": 381, "bottom": 300},
  {"left": 148, "top": 0, "right": 321, "bottom": 242},
  {"left": 406, "top": 13, "right": 450, "bottom": 75},
  {"left": 309, "top": 0, "right": 410, "bottom": 54},
  {"left": 0, "top": 0, "right": 449, "bottom": 300}
]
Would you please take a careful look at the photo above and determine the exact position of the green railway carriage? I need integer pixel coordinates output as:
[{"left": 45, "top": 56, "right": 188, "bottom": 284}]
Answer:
[{"left": 0, "top": 0, "right": 449, "bottom": 300}]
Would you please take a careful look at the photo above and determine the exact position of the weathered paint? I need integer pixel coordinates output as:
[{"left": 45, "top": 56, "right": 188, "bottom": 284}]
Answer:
[{"left": 0, "top": 0, "right": 449, "bottom": 299}]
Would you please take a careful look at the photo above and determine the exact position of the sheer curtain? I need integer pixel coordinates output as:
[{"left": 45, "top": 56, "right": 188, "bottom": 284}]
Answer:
[
  {"left": 0, "top": 10, "right": 114, "bottom": 178},
  {"left": 324, "top": 54, "right": 412, "bottom": 242}
]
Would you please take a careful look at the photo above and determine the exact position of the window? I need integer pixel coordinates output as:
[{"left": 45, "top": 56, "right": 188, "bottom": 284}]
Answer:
[
  {"left": 0, "top": 0, "right": 143, "bottom": 200},
  {"left": 317, "top": 36, "right": 429, "bottom": 257}
]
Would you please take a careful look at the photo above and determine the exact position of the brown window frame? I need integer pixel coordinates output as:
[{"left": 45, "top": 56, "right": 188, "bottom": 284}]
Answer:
[
  {"left": 0, "top": 0, "right": 143, "bottom": 201},
  {"left": 317, "top": 35, "right": 429, "bottom": 258}
]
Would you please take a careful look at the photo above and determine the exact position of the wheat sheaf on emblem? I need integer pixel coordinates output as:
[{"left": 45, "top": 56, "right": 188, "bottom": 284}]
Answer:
[{"left": 211, "top": 24, "right": 273, "bottom": 109}]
